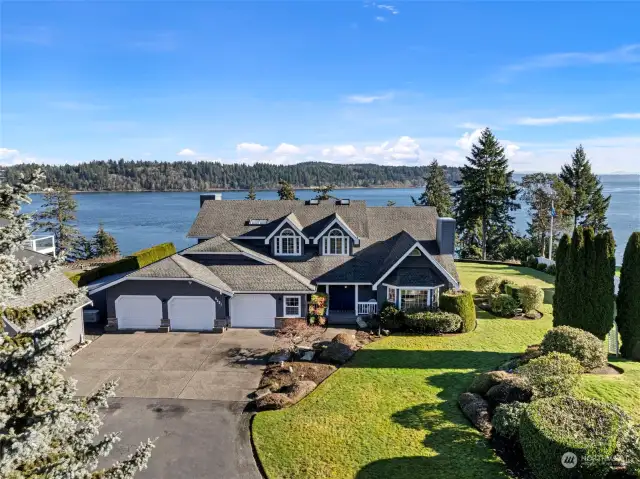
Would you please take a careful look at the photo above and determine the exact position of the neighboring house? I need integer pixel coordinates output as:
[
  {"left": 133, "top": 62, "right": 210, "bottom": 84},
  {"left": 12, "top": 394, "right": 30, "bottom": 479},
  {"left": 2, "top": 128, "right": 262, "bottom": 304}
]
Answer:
[
  {"left": 0, "top": 218, "right": 56, "bottom": 256},
  {"left": 2, "top": 249, "right": 90, "bottom": 349},
  {"left": 89, "top": 196, "right": 459, "bottom": 331}
]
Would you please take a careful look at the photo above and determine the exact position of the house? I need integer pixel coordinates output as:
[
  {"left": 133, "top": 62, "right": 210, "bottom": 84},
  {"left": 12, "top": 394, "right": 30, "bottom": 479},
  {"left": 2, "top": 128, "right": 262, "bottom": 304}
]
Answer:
[
  {"left": 88, "top": 196, "right": 459, "bottom": 330},
  {"left": 0, "top": 218, "right": 56, "bottom": 256},
  {"left": 2, "top": 249, "right": 90, "bottom": 349}
]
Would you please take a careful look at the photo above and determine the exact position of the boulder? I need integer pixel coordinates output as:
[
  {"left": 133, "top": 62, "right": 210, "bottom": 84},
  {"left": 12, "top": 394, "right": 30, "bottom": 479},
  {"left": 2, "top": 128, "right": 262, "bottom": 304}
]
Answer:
[
  {"left": 468, "top": 370, "right": 513, "bottom": 396},
  {"left": 255, "top": 393, "right": 293, "bottom": 411},
  {"left": 486, "top": 376, "right": 532, "bottom": 406},
  {"left": 319, "top": 342, "right": 355, "bottom": 364},
  {"left": 332, "top": 333, "right": 358, "bottom": 348},
  {"left": 268, "top": 349, "right": 291, "bottom": 364},
  {"left": 356, "top": 317, "right": 368, "bottom": 329},
  {"left": 458, "top": 392, "right": 492, "bottom": 437},
  {"left": 253, "top": 387, "right": 272, "bottom": 400},
  {"left": 300, "top": 350, "right": 315, "bottom": 361},
  {"left": 284, "top": 380, "right": 317, "bottom": 403}
]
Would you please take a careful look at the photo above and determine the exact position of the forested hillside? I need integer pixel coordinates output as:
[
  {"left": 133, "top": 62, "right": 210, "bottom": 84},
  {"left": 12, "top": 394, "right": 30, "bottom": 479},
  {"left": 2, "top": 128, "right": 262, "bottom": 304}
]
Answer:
[{"left": 5, "top": 160, "right": 460, "bottom": 191}]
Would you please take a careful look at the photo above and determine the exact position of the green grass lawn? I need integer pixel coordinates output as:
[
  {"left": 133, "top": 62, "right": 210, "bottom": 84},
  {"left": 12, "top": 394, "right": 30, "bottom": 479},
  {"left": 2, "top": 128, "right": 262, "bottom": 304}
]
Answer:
[{"left": 252, "top": 262, "right": 638, "bottom": 479}]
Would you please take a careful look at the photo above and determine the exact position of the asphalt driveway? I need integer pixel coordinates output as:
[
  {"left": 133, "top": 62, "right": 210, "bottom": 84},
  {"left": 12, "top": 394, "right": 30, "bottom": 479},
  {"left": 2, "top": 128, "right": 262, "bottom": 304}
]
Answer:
[{"left": 67, "top": 329, "right": 276, "bottom": 401}]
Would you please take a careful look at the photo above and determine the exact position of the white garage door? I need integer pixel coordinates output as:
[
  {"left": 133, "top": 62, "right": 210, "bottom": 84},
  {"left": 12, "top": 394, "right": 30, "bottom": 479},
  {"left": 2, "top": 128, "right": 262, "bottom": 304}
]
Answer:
[
  {"left": 115, "top": 295, "right": 162, "bottom": 330},
  {"left": 168, "top": 296, "right": 216, "bottom": 331},
  {"left": 230, "top": 294, "right": 276, "bottom": 328}
]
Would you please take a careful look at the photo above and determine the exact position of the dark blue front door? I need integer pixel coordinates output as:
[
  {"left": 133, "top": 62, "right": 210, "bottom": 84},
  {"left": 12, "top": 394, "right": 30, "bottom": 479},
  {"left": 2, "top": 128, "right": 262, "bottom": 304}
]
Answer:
[{"left": 328, "top": 285, "right": 355, "bottom": 312}]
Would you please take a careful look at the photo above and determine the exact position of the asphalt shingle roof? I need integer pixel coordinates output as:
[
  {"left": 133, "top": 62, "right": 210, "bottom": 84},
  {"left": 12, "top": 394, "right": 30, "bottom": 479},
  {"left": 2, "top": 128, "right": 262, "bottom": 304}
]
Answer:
[
  {"left": 383, "top": 267, "right": 443, "bottom": 287},
  {"left": 208, "top": 264, "right": 315, "bottom": 292}
]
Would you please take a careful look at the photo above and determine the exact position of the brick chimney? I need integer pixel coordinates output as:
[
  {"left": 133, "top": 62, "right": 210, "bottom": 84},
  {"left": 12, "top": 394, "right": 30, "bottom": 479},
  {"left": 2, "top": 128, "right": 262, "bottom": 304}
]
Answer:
[{"left": 436, "top": 217, "right": 456, "bottom": 255}]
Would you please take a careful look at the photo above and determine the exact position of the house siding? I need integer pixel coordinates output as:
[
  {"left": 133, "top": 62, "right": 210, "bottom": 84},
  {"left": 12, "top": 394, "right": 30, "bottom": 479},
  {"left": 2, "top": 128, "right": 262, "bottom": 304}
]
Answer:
[
  {"left": 358, "top": 285, "right": 376, "bottom": 301},
  {"left": 274, "top": 294, "right": 308, "bottom": 318},
  {"left": 393, "top": 254, "right": 452, "bottom": 287}
]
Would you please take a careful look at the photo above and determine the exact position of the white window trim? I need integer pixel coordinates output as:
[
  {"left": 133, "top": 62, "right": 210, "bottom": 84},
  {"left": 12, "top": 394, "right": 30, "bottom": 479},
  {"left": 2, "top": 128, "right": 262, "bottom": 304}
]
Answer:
[
  {"left": 312, "top": 217, "right": 360, "bottom": 245},
  {"left": 264, "top": 218, "right": 309, "bottom": 244},
  {"left": 384, "top": 285, "right": 444, "bottom": 309},
  {"left": 283, "top": 295, "right": 302, "bottom": 317},
  {"left": 322, "top": 229, "right": 349, "bottom": 256},
  {"left": 275, "top": 228, "right": 302, "bottom": 256}
]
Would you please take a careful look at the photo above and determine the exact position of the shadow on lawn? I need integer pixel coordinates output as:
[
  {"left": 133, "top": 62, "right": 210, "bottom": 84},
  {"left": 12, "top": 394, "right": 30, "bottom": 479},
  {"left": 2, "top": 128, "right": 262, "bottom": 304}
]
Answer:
[
  {"left": 356, "top": 371, "right": 507, "bottom": 479},
  {"left": 344, "top": 348, "right": 517, "bottom": 370}
]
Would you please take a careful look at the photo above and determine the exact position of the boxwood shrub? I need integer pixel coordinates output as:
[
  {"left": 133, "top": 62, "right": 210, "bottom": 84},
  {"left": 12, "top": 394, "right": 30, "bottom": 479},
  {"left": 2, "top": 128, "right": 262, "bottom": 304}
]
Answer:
[
  {"left": 405, "top": 310, "right": 462, "bottom": 334},
  {"left": 475, "top": 275, "right": 502, "bottom": 295},
  {"left": 379, "top": 301, "right": 406, "bottom": 331},
  {"left": 492, "top": 401, "right": 527, "bottom": 439},
  {"left": 519, "top": 396, "right": 622, "bottom": 479},
  {"left": 519, "top": 284, "right": 544, "bottom": 314},
  {"left": 440, "top": 290, "right": 476, "bottom": 333},
  {"left": 517, "top": 352, "right": 583, "bottom": 398},
  {"left": 540, "top": 325, "right": 607, "bottom": 370},
  {"left": 499, "top": 278, "right": 516, "bottom": 294},
  {"left": 490, "top": 294, "right": 519, "bottom": 317}
]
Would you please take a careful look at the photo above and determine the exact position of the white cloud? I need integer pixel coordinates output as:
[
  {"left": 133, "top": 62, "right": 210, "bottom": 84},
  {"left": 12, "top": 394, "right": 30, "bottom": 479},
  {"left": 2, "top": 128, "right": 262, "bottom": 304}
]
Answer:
[
  {"left": 612, "top": 113, "right": 640, "bottom": 120},
  {"left": 345, "top": 92, "right": 394, "bottom": 104},
  {"left": 455, "top": 129, "right": 483, "bottom": 150},
  {"left": 377, "top": 4, "right": 399, "bottom": 14},
  {"left": 236, "top": 142, "right": 269, "bottom": 153},
  {"left": 0, "top": 148, "right": 20, "bottom": 159},
  {"left": 0, "top": 147, "right": 39, "bottom": 166},
  {"left": 516, "top": 112, "right": 640, "bottom": 126},
  {"left": 177, "top": 148, "right": 196, "bottom": 156},
  {"left": 375, "top": 16, "right": 387, "bottom": 22},
  {"left": 323, "top": 145, "right": 358, "bottom": 157},
  {"left": 273, "top": 143, "right": 301, "bottom": 155}
]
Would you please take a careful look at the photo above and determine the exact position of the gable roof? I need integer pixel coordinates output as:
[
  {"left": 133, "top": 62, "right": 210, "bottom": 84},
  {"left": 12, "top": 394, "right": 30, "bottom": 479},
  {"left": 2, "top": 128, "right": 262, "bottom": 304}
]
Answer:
[{"left": 264, "top": 213, "right": 309, "bottom": 244}]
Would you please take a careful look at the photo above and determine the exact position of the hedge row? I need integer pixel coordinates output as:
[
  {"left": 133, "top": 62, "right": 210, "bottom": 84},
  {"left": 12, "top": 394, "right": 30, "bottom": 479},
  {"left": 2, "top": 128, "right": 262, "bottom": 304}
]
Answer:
[
  {"left": 440, "top": 290, "right": 476, "bottom": 332},
  {"left": 617, "top": 232, "right": 640, "bottom": 360}
]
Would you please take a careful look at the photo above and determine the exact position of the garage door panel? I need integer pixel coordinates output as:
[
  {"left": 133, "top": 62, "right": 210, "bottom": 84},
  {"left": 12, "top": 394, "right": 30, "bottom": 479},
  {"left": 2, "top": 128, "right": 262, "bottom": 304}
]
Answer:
[
  {"left": 116, "top": 295, "right": 162, "bottom": 330},
  {"left": 168, "top": 296, "right": 215, "bottom": 331},
  {"left": 230, "top": 294, "right": 276, "bottom": 328}
]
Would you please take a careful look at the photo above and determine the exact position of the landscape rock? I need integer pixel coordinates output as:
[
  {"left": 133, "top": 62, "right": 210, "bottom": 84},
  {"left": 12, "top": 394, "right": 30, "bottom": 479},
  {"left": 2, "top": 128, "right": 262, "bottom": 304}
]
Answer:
[
  {"left": 253, "top": 387, "right": 272, "bottom": 400},
  {"left": 458, "top": 392, "right": 492, "bottom": 437},
  {"left": 356, "top": 317, "right": 368, "bottom": 329},
  {"left": 332, "top": 333, "right": 358, "bottom": 348},
  {"left": 468, "top": 370, "right": 513, "bottom": 396},
  {"left": 381, "top": 329, "right": 390, "bottom": 336},
  {"left": 255, "top": 393, "right": 293, "bottom": 411},
  {"left": 268, "top": 349, "right": 291, "bottom": 364},
  {"left": 486, "top": 376, "right": 532, "bottom": 406},
  {"left": 284, "top": 380, "right": 317, "bottom": 402},
  {"left": 319, "top": 342, "right": 356, "bottom": 364},
  {"left": 300, "top": 350, "right": 315, "bottom": 361}
]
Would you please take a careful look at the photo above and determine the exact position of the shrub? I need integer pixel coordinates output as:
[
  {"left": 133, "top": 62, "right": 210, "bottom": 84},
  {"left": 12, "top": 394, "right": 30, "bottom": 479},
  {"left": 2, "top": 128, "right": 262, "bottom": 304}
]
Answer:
[
  {"left": 517, "top": 352, "right": 583, "bottom": 398},
  {"left": 405, "top": 311, "right": 462, "bottom": 334},
  {"left": 545, "top": 263, "right": 557, "bottom": 275},
  {"left": 540, "top": 326, "right": 607, "bottom": 370},
  {"left": 486, "top": 375, "right": 532, "bottom": 406},
  {"left": 475, "top": 275, "right": 501, "bottom": 295},
  {"left": 439, "top": 290, "right": 476, "bottom": 333},
  {"left": 519, "top": 285, "right": 544, "bottom": 314},
  {"left": 536, "top": 262, "right": 548, "bottom": 272},
  {"left": 379, "top": 301, "right": 405, "bottom": 331},
  {"left": 458, "top": 392, "right": 492, "bottom": 437},
  {"left": 519, "top": 396, "right": 623, "bottom": 479},
  {"left": 308, "top": 292, "right": 328, "bottom": 325},
  {"left": 499, "top": 278, "right": 516, "bottom": 293},
  {"left": 492, "top": 402, "right": 527, "bottom": 439},
  {"left": 468, "top": 370, "right": 512, "bottom": 395},
  {"left": 524, "top": 255, "right": 538, "bottom": 269},
  {"left": 617, "top": 232, "right": 640, "bottom": 360},
  {"left": 490, "top": 294, "right": 519, "bottom": 317}
]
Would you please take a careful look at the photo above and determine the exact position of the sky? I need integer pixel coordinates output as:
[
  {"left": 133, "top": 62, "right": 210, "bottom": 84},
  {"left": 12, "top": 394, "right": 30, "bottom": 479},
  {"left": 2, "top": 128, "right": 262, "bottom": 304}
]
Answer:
[{"left": 1, "top": 1, "right": 640, "bottom": 173}]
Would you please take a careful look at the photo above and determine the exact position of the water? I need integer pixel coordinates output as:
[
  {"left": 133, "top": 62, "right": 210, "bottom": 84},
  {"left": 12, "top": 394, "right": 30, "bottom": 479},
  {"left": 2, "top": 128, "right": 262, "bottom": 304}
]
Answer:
[{"left": 21, "top": 174, "right": 639, "bottom": 264}]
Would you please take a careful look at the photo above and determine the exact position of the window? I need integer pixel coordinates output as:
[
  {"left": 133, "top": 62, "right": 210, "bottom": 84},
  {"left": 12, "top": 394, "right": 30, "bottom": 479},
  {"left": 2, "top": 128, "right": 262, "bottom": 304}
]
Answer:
[
  {"left": 410, "top": 248, "right": 421, "bottom": 256},
  {"left": 248, "top": 219, "right": 268, "bottom": 225},
  {"left": 322, "top": 229, "right": 348, "bottom": 255},
  {"left": 400, "top": 289, "right": 429, "bottom": 312},
  {"left": 284, "top": 296, "right": 301, "bottom": 317},
  {"left": 387, "top": 287, "right": 397, "bottom": 304},
  {"left": 275, "top": 228, "right": 301, "bottom": 256}
]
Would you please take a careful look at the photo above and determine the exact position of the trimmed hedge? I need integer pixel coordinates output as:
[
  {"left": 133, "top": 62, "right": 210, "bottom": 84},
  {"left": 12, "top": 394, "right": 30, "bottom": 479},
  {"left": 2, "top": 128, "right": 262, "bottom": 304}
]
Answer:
[
  {"left": 517, "top": 352, "right": 583, "bottom": 398},
  {"left": 540, "top": 326, "right": 607, "bottom": 370},
  {"left": 379, "top": 301, "right": 406, "bottom": 331},
  {"left": 504, "top": 284, "right": 521, "bottom": 304},
  {"left": 492, "top": 402, "right": 527, "bottom": 439},
  {"left": 76, "top": 242, "right": 176, "bottom": 286},
  {"left": 490, "top": 294, "right": 519, "bottom": 317},
  {"left": 475, "top": 275, "right": 501, "bottom": 295},
  {"left": 519, "top": 396, "right": 622, "bottom": 479},
  {"left": 519, "top": 284, "right": 543, "bottom": 314},
  {"left": 617, "top": 232, "right": 640, "bottom": 360},
  {"left": 499, "top": 278, "right": 516, "bottom": 294},
  {"left": 405, "top": 310, "right": 462, "bottom": 334},
  {"left": 440, "top": 290, "right": 476, "bottom": 333}
]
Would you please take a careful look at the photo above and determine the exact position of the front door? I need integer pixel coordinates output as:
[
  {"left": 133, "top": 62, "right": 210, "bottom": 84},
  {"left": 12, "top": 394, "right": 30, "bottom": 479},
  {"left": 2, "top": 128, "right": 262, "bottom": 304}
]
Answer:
[{"left": 328, "top": 285, "right": 355, "bottom": 312}]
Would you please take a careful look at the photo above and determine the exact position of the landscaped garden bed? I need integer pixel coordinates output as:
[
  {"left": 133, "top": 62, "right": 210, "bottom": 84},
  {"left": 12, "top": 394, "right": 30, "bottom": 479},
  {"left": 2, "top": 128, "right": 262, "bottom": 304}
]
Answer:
[{"left": 474, "top": 274, "right": 546, "bottom": 320}]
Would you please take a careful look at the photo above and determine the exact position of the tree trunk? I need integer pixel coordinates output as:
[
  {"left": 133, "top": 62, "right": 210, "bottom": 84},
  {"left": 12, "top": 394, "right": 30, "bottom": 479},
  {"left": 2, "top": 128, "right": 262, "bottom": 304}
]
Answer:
[{"left": 482, "top": 215, "right": 487, "bottom": 260}]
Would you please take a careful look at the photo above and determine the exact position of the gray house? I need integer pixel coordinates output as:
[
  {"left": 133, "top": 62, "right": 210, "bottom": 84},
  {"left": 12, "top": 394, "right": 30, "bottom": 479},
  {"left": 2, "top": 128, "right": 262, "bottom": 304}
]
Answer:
[
  {"left": 3, "top": 249, "right": 90, "bottom": 349},
  {"left": 89, "top": 196, "right": 459, "bottom": 331}
]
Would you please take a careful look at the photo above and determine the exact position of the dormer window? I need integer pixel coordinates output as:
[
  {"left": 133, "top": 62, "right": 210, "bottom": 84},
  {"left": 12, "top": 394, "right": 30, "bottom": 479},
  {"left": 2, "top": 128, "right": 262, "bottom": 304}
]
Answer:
[
  {"left": 275, "top": 228, "right": 301, "bottom": 256},
  {"left": 323, "top": 229, "right": 348, "bottom": 255}
]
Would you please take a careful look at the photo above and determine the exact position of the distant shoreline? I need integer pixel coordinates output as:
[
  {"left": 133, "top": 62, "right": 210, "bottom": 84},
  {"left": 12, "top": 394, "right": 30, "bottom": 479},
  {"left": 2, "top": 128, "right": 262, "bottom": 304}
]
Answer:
[{"left": 62, "top": 184, "right": 431, "bottom": 194}]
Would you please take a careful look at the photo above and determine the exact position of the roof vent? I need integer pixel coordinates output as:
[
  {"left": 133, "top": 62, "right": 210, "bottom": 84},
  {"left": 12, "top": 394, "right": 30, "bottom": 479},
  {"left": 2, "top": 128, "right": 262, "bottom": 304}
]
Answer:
[
  {"left": 307, "top": 199, "right": 320, "bottom": 205},
  {"left": 248, "top": 219, "right": 268, "bottom": 225},
  {"left": 337, "top": 199, "right": 350, "bottom": 205}
]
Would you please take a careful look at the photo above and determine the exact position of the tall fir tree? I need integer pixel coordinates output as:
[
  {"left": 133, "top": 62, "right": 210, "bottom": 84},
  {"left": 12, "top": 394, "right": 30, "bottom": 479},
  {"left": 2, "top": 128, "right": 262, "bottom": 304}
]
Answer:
[
  {"left": 94, "top": 222, "right": 120, "bottom": 257},
  {"left": 71, "top": 234, "right": 96, "bottom": 260},
  {"left": 32, "top": 186, "right": 80, "bottom": 251},
  {"left": 616, "top": 232, "right": 640, "bottom": 359},
  {"left": 559, "top": 145, "right": 611, "bottom": 232},
  {"left": 0, "top": 170, "right": 153, "bottom": 477},
  {"left": 553, "top": 233, "right": 571, "bottom": 327},
  {"left": 313, "top": 184, "right": 337, "bottom": 200},
  {"left": 592, "top": 230, "right": 616, "bottom": 339},
  {"left": 246, "top": 184, "right": 257, "bottom": 200},
  {"left": 453, "top": 128, "right": 520, "bottom": 260},
  {"left": 277, "top": 180, "right": 297, "bottom": 200},
  {"left": 411, "top": 159, "right": 452, "bottom": 217}
]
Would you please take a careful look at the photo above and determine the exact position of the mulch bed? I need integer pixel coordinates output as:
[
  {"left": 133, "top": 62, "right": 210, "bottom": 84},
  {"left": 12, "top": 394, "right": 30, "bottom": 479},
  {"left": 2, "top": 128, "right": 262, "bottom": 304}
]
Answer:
[
  {"left": 475, "top": 297, "right": 543, "bottom": 320},
  {"left": 259, "top": 362, "right": 337, "bottom": 390}
]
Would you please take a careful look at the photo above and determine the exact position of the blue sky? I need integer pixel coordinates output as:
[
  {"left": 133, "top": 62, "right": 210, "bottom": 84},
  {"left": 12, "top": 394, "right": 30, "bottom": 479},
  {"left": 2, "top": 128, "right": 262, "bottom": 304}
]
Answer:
[{"left": 2, "top": 1, "right": 639, "bottom": 173}]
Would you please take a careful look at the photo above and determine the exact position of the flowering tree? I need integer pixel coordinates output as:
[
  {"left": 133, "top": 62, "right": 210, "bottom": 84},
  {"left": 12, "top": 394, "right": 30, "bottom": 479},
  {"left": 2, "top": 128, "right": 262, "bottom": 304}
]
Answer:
[{"left": 0, "top": 170, "right": 153, "bottom": 478}]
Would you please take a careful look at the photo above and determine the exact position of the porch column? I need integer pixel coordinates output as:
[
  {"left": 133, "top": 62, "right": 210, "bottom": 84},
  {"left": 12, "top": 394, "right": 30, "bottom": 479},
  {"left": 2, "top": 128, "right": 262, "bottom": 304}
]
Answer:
[{"left": 355, "top": 285, "right": 359, "bottom": 315}]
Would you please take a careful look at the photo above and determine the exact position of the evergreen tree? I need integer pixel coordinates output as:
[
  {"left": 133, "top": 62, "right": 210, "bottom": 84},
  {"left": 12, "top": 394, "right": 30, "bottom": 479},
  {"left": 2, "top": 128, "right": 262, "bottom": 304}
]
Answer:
[
  {"left": 71, "top": 234, "right": 96, "bottom": 261},
  {"left": 0, "top": 170, "right": 153, "bottom": 477},
  {"left": 94, "top": 222, "right": 120, "bottom": 257},
  {"left": 386, "top": 200, "right": 396, "bottom": 207},
  {"left": 568, "top": 227, "right": 586, "bottom": 328},
  {"left": 412, "top": 159, "right": 452, "bottom": 216},
  {"left": 246, "top": 184, "right": 257, "bottom": 200},
  {"left": 591, "top": 230, "right": 615, "bottom": 339},
  {"left": 553, "top": 233, "right": 571, "bottom": 327},
  {"left": 453, "top": 128, "right": 520, "bottom": 260},
  {"left": 313, "top": 184, "right": 336, "bottom": 200},
  {"left": 559, "top": 145, "right": 611, "bottom": 232},
  {"left": 32, "top": 187, "right": 80, "bottom": 251},
  {"left": 277, "top": 180, "right": 297, "bottom": 200},
  {"left": 616, "top": 232, "right": 640, "bottom": 359}
]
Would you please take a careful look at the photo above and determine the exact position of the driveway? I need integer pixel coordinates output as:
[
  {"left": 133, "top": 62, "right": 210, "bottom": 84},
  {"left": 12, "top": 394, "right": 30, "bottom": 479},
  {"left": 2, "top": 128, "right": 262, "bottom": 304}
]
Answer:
[{"left": 67, "top": 329, "right": 276, "bottom": 401}]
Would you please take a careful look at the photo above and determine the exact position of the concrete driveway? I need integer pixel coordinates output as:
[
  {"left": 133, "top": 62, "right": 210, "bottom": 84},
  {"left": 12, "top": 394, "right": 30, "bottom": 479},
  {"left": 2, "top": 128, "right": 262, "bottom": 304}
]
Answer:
[{"left": 67, "top": 329, "right": 276, "bottom": 401}]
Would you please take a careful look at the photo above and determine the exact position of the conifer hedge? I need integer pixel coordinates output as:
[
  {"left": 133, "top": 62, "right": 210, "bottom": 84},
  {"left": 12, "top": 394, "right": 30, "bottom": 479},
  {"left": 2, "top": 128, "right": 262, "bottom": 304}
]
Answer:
[{"left": 616, "top": 232, "right": 640, "bottom": 359}]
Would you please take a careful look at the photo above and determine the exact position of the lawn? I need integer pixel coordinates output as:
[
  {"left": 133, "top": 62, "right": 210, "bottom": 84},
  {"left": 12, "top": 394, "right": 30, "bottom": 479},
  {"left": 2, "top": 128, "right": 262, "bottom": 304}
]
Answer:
[{"left": 252, "top": 262, "right": 639, "bottom": 479}]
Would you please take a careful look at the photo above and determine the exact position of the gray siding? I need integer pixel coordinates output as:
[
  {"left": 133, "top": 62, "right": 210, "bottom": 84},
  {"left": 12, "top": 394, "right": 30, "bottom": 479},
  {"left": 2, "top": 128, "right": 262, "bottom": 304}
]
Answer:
[
  {"left": 106, "top": 280, "right": 227, "bottom": 320},
  {"left": 395, "top": 254, "right": 452, "bottom": 287},
  {"left": 377, "top": 285, "right": 388, "bottom": 308},
  {"left": 358, "top": 285, "right": 376, "bottom": 301},
  {"left": 436, "top": 218, "right": 456, "bottom": 255},
  {"left": 87, "top": 289, "right": 107, "bottom": 322},
  {"left": 65, "top": 308, "right": 85, "bottom": 349},
  {"left": 274, "top": 294, "right": 308, "bottom": 318}
]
